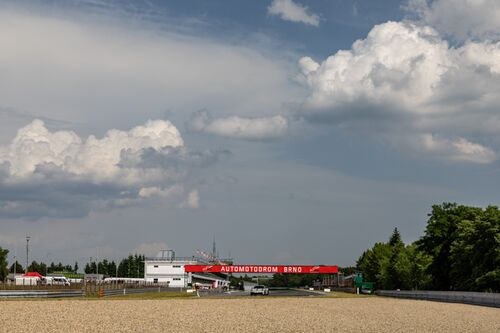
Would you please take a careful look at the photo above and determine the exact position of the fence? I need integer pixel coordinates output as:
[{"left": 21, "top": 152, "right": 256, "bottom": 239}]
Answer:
[
  {"left": 0, "top": 290, "right": 84, "bottom": 298},
  {"left": 0, "top": 280, "right": 186, "bottom": 298},
  {"left": 101, "top": 286, "right": 176, "bottom": 296},
  {"left": 376, "top": 290, "right": 500, "bottom": 308},
  {"left": 0, "top": 283, "right": 83, "bottom": 291},
  {"left": 0, "top": 286, "right": 184, "bottom": 298}
]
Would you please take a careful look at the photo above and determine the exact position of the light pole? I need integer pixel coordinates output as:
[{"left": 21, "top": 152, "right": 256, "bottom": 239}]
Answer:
[
  {"left": 13, "top": 255, "right": 16, "bottom": 277},
  {"left": 26, "top": 236, "right": 30, "bottom": 272},
  {"left": 96, "top": 247, "right": 99, "bottom": 275}
]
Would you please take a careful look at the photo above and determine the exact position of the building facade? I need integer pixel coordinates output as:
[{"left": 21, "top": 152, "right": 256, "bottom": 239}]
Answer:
[{"left": 144, "top": 250, "right": 229, "bottom": 288}]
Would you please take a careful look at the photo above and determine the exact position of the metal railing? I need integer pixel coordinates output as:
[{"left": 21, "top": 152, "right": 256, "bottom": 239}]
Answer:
[
  {"left": 0, "top": 283, "right": 83, "bottom": 290},
  {"left": 0, "top": 284, "right": 187, "bottom": 298},
  {"left": 376, "top": 290, "right": 500, "bottom": 308},
  {"left": 0, "top": 289, "right": 84, "bottom": 298},
  {"left": 144, "top": 256, "right": 208, "bottom": 262}
]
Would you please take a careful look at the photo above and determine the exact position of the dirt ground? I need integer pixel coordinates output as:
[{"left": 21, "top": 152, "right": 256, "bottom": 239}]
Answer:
[{"left": 0, "top": 297, "right": 499, "bottom": 332}]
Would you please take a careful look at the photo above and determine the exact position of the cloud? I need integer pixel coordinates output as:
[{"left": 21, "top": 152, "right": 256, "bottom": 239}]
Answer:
[
  {"left": 406, "top": 0, "right": 500, "bottom": 41},
  {"left": 268, "top": 0, "right": 320, "bottom": 27},
  {"left": 188, "top": 110, "right": 288, "bottom": 140},
  {"left": 132, "top": 242, "right": 170, "bottom": 256},
  {"left": 0, "top": 9, "right": 302, "bottom": 134},
  {"left": 298, "top": 21, "right": 500, "bottom": 163},
  {"left": 419, "top": 134, "right": 496, "bottom": 164},
  {"left": 0, "top": 119, "right": 213, "bottom": 219},
  {"left": 300, "top": 22, "right": 453, "bottom": 116},
  {"left": 184, "top": 190, "right": 200, "bottom": 209},
  {"left": 138, "top": 186, "right": 184, "bottom": 199},
  {"left": 1, "top": 119, "right": 183, "bottom": 180}
]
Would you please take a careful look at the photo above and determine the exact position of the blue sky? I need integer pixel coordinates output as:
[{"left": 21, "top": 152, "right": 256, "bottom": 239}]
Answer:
[{"left": 1, "top": 0, "right": 499, "bottom": 267}]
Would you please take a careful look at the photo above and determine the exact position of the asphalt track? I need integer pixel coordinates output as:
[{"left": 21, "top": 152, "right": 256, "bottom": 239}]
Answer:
[{"left": 198, "top": 289, "right": 322, "bottom": 297}]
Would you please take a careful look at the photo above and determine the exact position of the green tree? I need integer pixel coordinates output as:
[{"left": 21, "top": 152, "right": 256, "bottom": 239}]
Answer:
[
  {"left": 449, "top": 206, "right": 500, "bottom": 291},
  {"left": 108, "top": 261, "right": 117, "bottom": 277},
  {"left": 405, "top": 244, "right": 432, "bottom": 290},
  {"left": 9, "top": 261, "right": 24, "bottom": 274},
  {"left": 27, "top": 261, "right": 47, "bottom": 274},
  {"left": 417, "top": 203, "right": 482, "bottom": 290},
  {"left": 84, "top": 261, "right": 98, "bottom": 274},
  {"left": 117, "top": 258, "right": 128, "bottom": 277},
  {"left": 389, "top": 227, "right": 403, "bottom": 246},
  {"left": 357, "top": 227, "right": 431, "bottom": 290},
  {"left": 385, "top": 228, "right": 405, "bottom": 289},
  {"left": 357, "top": 242, "right": 392, "bottom": 288},
  {"left": 0, "top": 247, "right": 9, "bottom": 281}
]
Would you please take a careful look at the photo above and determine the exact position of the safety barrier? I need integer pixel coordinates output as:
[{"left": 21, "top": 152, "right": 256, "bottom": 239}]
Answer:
[
  {"left": 102, "top": 286, "right": 172, "bottom": 296},
  {"left": 0, "top": 287, "right": 180, "bottom": 298},
  {"left": 0, "top": 289, "right": 84, "bottom": 298},
  {"left": 376, "top": 290, "right": 500, "bottom": 308}
]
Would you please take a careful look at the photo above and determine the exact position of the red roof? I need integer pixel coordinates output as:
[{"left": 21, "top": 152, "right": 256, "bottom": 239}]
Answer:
[{"left": 23, "top": 272, "right": 43, "bottom": 278}]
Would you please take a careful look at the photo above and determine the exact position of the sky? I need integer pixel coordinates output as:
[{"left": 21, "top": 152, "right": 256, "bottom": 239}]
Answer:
[{"left": 1, "top": 0, "right": 499, "bottom": 268}]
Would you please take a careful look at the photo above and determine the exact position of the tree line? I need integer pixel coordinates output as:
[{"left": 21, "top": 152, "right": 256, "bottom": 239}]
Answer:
[
  {"left": 4, "top": 258, "right": 77, "bottom": 277},
  {"left": 0, "top": 249, "right": 146, "bottom": 280},
  {"left": 84, "top": 254, "right": 145, "bottom": 278},
  {"left": 266, "top": 266, "right": 357, "bottom": 288},
  {"left": 357, "top": 203, "right": 500, "bottom": 292}
]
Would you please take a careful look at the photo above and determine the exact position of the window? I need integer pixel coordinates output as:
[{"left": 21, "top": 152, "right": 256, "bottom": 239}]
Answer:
[
  {"left": 173, "top": 265, "right": 181, "bottom": 268},
  {"left": 153, "top": 265, "right": 158, "bottom": 268},
  {"left": 173, "top": 278, "right": 181, "bottom": 281},
  {"left": 153, "top": 279, "right": 158, "bottom": 284}
]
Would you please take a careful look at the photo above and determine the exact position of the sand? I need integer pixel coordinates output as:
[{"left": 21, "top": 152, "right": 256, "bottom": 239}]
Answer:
[{"left": 0, "top": 297, "right": 499, "bottom": 332}]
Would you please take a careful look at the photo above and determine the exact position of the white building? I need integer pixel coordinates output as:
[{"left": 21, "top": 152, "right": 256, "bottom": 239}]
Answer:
[{"left": 144, "top": 250, "right": 229, "bottom": 289}]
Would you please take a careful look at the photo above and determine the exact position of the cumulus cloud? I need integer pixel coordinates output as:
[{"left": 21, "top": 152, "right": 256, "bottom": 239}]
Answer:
[
  {"left": 188, "top": 110, "right": 288, "bottom": 140},
  {"left": 407, "top": 0, "right": 500, "bottom": 41},
  {"left": 419, "top": 134, "right": 496, "bottom": 164},
  {"left": 300, "top": 22, "right": 454, "bottom": 115},
  {"left": 1, "top": 119, "right": 183, "bottom": 181},
  {"left": 0, "top": 120, "right": 213, "bottom": 219},
  {"left": 298, "top": 21, "right": 500, "bottom": 163},
  {"left": 268, "top": 0, "right": 320, "bottom": 27}
]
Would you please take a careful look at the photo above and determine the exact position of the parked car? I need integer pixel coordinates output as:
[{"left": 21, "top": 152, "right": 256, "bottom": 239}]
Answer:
[
  {"left": 250, "top": 285, "right": 269, "bottom": 296},
  {"left": 361, "top": 287, "right": 373, "bottom": 294},
  {"left": 39, "top": 276, "right": 71, "bottom": 286}
]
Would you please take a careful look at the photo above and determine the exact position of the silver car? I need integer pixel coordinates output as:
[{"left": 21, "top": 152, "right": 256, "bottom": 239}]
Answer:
[{"left": 250, "top": 285, "right": 269, "bottom": 296}]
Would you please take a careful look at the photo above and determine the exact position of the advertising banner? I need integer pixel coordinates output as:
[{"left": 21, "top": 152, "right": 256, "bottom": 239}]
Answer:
[{"left": 184, "top": 265, "right": 338, "bottom": 274}]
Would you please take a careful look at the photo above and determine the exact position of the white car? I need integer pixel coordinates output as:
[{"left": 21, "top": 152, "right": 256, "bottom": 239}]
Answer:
[
  {"left": 40, "top": 276, "right": 71, "bottom": 286},
  {"left": 250, "top": 285, "right": 269, "bottom": 296}
]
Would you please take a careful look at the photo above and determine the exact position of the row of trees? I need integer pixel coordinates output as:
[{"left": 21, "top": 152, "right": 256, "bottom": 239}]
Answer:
[
  {"left": 357, "top": 203, "right": 500, "bottom": 292},
  {"left": 357, "top": 228, "right": 432, "bottom": 290},
  {"left": 0, "top": 247, "right": 146, "bottom": 280},
  {"left": 4, "top": 259, "right": 77, "bottom": 276},
  {"left": 84, "top": 254, "right": 145, "bottom": 278},
  {"left": 267, "top": 267, "right": 357, "bottom": 288}
]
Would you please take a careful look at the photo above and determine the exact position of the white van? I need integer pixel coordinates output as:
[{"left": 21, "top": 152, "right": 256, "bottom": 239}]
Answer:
[{"left": 40, "top": 276, "right": 71, "bottom": 286}]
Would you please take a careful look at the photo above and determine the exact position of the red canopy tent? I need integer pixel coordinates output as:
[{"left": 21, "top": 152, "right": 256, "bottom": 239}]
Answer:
[{"left": 23, "top": 272, "right": 43, "bottom": 279}]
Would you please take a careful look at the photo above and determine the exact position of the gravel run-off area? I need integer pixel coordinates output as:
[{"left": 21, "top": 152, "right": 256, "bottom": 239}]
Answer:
[{"left": 0, "top": 297, "right": 499, "bottom": 332}]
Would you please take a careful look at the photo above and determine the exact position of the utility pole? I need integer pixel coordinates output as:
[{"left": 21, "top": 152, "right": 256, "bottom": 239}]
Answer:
[
  {"left": 96, "top": 247, "right": 99, "bottom": 275},
  {"left": 26, "top": 236, "right": 30, "bottom": 272},
  {"left": 13, "top": 255, "right": 16, "bottom": 276}
]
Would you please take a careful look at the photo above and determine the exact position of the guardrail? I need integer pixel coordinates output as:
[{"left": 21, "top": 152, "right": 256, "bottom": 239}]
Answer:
[
  {"left": 0, "top": 286, "right": 186, "bottom": 298},
  {"left": 376, "top": 290, "right": 500, "bottom": 308},
  {"left": 102, "top": 286, "right": 175, "bottom": 296},
  {"left": 0, "top": 289, "right": 84, "bottom": 298}
]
